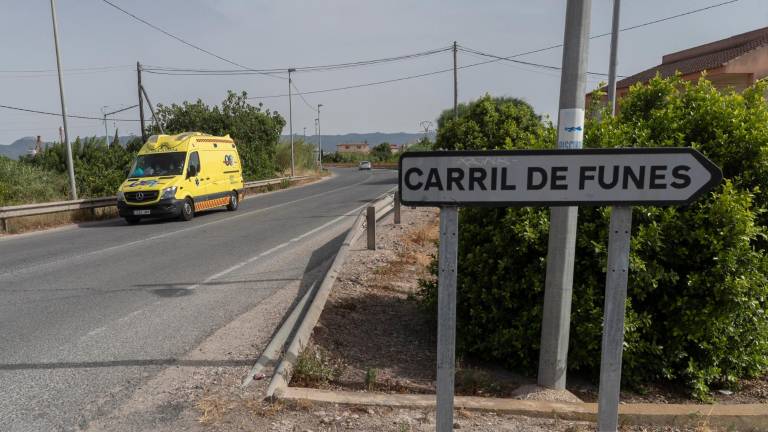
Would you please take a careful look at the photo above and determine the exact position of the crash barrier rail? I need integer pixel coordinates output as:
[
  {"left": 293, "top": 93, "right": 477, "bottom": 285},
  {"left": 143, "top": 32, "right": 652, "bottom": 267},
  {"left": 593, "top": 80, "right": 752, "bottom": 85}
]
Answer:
[
  {"left": 0, "top": 175, "right": 310, "bottom": 232},
  {"left": 239, "top": 187, "right": 397, "bottom": 393}
]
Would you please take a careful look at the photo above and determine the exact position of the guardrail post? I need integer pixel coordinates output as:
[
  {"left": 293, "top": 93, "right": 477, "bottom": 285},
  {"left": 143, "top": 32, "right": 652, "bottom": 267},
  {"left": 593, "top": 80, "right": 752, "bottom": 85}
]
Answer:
[
  {"left": 394, "top": 191, "right": 401, "bottom": 225},
  {"left": 367, "top": 206, "right": 376, "bottom": 250}
]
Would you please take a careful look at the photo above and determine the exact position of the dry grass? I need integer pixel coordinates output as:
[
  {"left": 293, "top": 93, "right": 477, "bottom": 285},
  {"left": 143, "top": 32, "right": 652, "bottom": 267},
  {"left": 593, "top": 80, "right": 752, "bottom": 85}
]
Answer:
[
  {"left": 3, "top": 207, "right": 118, "bottom": 234},
  {"left": 197, "top": 396, "right": 232, "bottom": 425},
  {"left": 370, "top": 218, "right": 438, "bottom": 283}
]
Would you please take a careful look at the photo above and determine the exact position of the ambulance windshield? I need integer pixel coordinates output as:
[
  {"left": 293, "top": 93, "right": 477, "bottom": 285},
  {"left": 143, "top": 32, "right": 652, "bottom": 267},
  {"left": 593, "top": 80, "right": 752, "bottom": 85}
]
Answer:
[{"left": 129, "top": 152, "right": 187, "bottom": 178}]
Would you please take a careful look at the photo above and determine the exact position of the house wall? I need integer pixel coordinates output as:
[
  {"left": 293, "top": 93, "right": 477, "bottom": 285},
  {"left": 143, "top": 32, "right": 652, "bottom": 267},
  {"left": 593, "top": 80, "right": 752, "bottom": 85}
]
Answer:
[
  {"left": 336, "top": 144, "right": 370, "bottom": 154},
  {"left": 722, "top": 45, "right": 768, "bottom": 80}
]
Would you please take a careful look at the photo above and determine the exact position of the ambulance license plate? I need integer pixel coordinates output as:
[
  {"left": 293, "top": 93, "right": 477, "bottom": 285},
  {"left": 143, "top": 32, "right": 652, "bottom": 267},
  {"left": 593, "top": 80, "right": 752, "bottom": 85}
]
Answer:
[{"left": 133, "top": 210, "right": 151, "bottom": 215}]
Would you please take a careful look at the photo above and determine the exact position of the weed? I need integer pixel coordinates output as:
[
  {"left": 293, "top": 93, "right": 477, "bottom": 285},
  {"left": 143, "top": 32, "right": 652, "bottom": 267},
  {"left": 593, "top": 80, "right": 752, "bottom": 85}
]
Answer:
[
  {"left": 365, "top": 367, "right": 378, "bottom": 391},
  {"left": 291, "top": 345, "right": 339, "bottom": 386}
]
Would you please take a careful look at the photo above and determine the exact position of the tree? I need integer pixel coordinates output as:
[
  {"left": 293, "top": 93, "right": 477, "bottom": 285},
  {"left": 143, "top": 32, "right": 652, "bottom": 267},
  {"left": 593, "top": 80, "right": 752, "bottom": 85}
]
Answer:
[
  {"left": 111, "top": 128, "right": 120, "bottom": 147},
  {"left": 435, "top": 95, "right": 554, "bottom": 151},
  {"left": 150, "top": 91, "right": 286, "bottom": 180},
  {"left": 370, "top": 142, "right": 392, "bottom": 161}
]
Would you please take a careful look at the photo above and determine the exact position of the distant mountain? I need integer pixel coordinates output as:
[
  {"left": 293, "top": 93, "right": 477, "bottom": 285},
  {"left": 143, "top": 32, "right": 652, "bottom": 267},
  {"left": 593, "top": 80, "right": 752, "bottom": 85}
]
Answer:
[
  {"left": 0, "top": 137, "right": 43, "bottom": 159},
  {"left": 282, "top": 132, "right": 436, "bottom": 153},
  {"left": 0, "top": 135, "right": 140, "bottom": 159}
]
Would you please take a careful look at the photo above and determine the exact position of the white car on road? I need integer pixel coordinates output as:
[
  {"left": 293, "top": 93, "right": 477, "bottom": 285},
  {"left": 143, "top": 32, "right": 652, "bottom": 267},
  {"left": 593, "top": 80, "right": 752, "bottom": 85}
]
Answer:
[{"left": 358, "top": 161, "right": 372, "bottom": 170}]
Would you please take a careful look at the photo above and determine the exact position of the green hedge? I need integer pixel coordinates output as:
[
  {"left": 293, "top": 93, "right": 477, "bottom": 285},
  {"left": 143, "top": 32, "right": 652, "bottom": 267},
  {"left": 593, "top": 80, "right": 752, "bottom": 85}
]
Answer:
[
  {"left": 0, "top": 156, "right": 69, "bottom": 205},
  {"left": 22, "top": 136, "right": 137, "bottom": 198},
  {"left": 418, "top": 81, "right": 768, "bottom": 399}
]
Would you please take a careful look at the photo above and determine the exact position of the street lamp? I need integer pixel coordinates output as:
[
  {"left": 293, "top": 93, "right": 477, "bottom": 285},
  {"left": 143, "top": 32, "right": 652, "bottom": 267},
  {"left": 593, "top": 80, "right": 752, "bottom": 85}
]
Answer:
[{"left": 317, "top": 104, "right": 323, "bottom": 171}]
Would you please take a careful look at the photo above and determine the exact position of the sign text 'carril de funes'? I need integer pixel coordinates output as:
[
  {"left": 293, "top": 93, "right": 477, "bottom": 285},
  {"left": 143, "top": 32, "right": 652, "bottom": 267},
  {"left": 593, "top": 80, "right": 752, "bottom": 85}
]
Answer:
[{"left": 399, "top": 148, "right": 722, "bottom": 207}]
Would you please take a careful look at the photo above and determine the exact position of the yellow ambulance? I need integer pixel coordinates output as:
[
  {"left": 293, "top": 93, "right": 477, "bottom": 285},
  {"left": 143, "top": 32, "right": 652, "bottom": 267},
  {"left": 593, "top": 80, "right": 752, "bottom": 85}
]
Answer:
[{"left": 117, "top": 132, "right": 244, "bottom": 223}]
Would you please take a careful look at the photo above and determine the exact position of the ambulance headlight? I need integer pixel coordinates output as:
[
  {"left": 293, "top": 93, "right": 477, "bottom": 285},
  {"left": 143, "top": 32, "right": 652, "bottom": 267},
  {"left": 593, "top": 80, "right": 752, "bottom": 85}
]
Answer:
[
  {"left": 116, "top": 191, "right": 125, "bottom": 201},
  {"left": 160, "top": 186, "right": 178, "bottom": 199}
]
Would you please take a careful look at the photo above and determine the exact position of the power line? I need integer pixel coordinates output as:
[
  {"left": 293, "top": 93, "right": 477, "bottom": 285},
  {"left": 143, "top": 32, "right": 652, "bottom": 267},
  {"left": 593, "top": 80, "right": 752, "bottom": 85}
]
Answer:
[
  {"left": 248, "top": 68, "right": 457, "bottom": 99},
  {"left": 458, "top": 46, "right": 625, "bottom": 78},
  {"left": 248, "top": 0, "right": 738, "bottom": 99},
  {"left": 0, "top": 103, "right": 140, "bottom": 122},
  {"left": 98, "top": 0, "right": 284, "bottom": 80},
  {"left": 0, "top": 65, "right": 133, "bottom": 74},
  {"left": 290, "top": 80, "right": 315, "bottom": 111},
  {"left": 449, "top": 0, "right": 740, "bottom": 70},
  {"left": 248, "top": 50, "right": 613, "bottom": 100},
  {"left": 142, "top": 46, "right": 453, "bottom": 75}
]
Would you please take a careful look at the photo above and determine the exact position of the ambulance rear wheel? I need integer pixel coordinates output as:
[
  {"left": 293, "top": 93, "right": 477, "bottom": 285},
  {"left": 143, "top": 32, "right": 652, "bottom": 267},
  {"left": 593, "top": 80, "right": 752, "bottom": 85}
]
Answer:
[
  {"left": 180, "top": 198, "right": 195, "bottom": 221},
  {"left": 227, "top": 191, "right": 239, "bottom": 211}
]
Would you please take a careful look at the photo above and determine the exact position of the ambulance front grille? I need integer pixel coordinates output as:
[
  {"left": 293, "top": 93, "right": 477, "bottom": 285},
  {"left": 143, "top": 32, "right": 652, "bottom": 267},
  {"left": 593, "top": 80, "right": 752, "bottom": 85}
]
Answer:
[{"left": 125, "top": 191, "right": 159, "bottom": 203}]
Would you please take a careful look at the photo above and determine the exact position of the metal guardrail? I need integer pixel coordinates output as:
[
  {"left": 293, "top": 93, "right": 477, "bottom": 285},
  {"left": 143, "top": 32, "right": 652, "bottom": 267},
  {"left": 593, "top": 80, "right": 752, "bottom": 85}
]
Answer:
[{"left": 0, "top": 175, "right": 310, "bottom": 221}]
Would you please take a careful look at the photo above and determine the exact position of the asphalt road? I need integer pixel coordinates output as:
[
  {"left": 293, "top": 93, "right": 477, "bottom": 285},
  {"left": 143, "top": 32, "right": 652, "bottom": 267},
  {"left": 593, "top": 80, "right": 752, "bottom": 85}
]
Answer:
[{"left": 0, "top": 168, "right": 397, "bottom": 432}]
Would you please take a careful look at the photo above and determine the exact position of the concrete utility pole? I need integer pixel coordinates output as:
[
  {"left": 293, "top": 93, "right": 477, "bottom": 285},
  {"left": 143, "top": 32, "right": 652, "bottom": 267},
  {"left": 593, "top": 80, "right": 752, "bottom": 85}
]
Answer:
[
  {"left": 606, "top": 0, "right": 621, "bottom": 116},
  {"left": 453, "top": 41, "right": 458, "bottom": 118},
  {"left": 538, "top": 0, "right": 592, "bottom": 390},
  {"left": 50, "top": 0, "right": 77, "bottom": 200},
  {"left": 137, "top": 62, "right": 146, "bottom": 142},
  {"left": 317, "top": 104, "right": 323, "bottom": 171},
  {"left": 288, "top": 68, "right": 296, "bottom": 177}
]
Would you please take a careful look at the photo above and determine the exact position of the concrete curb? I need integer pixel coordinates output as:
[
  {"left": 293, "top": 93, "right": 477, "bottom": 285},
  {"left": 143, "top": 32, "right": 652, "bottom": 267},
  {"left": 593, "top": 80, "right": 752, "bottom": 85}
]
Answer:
[
  {"left": 282, "top": 387, "right": 768, "bottom": 431},
  {"left": 241, "top": 281, "right": 318, "bottom": 388},
  {"left": 265, "top": 188, "right": 396, "bottom": 397}
]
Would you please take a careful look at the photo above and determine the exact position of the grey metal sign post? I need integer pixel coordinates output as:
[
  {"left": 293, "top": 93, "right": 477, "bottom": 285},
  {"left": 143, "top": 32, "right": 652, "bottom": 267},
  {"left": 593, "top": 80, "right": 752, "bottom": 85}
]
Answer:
[
  {"left": 436, "top": 206, "right": 458, "bottom": 431},
  {"left": 398, "top": 148, "right": 721, "bottom": 432}
]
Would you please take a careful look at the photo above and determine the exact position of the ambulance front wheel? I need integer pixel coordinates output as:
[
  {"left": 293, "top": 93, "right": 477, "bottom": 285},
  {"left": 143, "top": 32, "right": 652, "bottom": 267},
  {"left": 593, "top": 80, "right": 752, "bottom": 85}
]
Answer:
[{"left": 180, "top": 198, "right": 195, "bottom": 221}]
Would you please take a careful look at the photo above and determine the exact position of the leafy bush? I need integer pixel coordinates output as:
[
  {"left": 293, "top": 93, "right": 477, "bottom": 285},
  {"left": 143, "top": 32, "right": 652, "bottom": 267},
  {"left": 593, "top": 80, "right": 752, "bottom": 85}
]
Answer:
[
  {"left": 276, "top": 139, "right": 317, "bottom": 174},
  {"left": 0, "top": 156, "right": 69, "bottom": 205},
  {"left": 22, "top": 136, "right": 136, "bottom": 198},
  {"left": 150, "top": 91, "right": 285, "bottom": 180},
  {"left": 418, "top": 83, "right": 768, "bottom": 398}
]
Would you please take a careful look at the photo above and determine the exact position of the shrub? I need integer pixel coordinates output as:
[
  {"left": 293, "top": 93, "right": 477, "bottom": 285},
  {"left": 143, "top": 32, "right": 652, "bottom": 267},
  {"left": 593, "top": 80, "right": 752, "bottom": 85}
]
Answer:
[
  {"left": 0, "top": 156, "right": 69, "bottom": 205},
  {"left": 276, "top": 139, "right": 317, "bottom": 174},
  {"left": 291, "top": 346, "right": 340, "bottom": 387},
  {"left": 418, "top": 81, "right": 768, "bottom": 398},
  {"left": 21, "top": 136, "right": 135, "bottom": 198}
]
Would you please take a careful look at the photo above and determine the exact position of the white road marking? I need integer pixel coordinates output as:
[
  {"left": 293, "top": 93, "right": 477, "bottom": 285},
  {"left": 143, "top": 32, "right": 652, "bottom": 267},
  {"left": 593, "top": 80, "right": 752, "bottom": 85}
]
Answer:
[
  {"left": 185, "top": 202, "right": 367, "bottom": 290},
  {"left": 0, "top": 178, "right": 371, "bottom": 280},
  {"left": 76, "top": 202, "right": 367, "bottom": 343}
]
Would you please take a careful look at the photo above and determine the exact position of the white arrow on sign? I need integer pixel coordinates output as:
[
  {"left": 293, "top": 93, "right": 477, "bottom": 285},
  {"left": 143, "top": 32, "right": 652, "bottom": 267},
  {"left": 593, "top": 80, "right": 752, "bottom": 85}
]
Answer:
[{"left": 399, "top": 148, "right": 722, "bottom": 206}]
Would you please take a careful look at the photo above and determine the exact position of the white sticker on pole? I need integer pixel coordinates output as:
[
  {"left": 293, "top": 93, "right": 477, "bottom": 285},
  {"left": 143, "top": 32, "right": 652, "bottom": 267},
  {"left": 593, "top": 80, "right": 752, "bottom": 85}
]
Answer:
[{"left": 558, "top": 108, "right": 585, "bottom": 149}]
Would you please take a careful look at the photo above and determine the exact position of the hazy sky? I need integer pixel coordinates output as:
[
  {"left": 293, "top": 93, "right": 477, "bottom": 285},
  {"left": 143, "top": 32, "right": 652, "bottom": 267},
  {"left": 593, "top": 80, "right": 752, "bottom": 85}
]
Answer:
[{"left": 1, "top": 0, "right": 766, "bottom": 145}]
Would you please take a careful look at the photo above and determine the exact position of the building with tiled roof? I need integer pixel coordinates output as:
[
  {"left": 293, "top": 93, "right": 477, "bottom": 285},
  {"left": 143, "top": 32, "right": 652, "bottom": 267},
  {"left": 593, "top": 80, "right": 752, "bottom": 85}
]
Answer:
[{"left": 589, "top": 26, "right": 768, "bottom": 106}]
